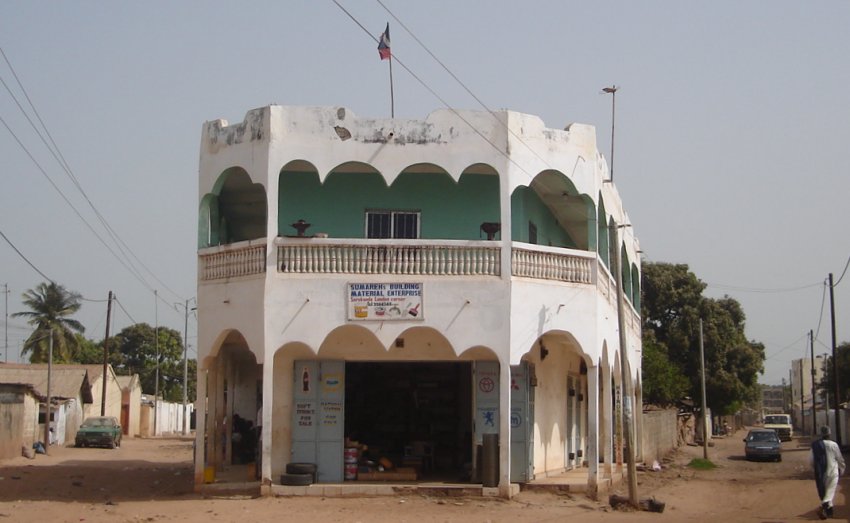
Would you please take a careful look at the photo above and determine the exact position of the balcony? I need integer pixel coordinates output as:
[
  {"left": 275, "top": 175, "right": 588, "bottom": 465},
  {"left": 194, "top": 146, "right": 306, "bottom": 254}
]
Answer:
[
  {"left": 199, "top": 238, "right": 639, "bottom": 331},
  {"left": 276, "top": 238, "right": 500, "bottom": 276},
  {"left": 510, "top": 244, "right": 594, "bottom": 284},
  {"left": 199, "top": 239, "right": 267, "bottom": 281},
  {"left": 199, "top": 238, "right": 601, "bottom": 284},
  {"left": 198, "top": 237, "right": 633, "bottom": 324}
]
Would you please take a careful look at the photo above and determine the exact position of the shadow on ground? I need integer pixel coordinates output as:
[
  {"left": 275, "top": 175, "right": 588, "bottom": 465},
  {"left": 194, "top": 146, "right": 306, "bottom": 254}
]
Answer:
[{"left": 0, "top": 459, "right": 197, "bottom": 503}]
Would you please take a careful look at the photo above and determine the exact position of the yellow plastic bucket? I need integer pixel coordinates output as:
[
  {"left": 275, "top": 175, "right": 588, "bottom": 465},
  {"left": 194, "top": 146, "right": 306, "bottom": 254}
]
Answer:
[{"left": 204, "top": 466, "right": 215, "bottom": 484}]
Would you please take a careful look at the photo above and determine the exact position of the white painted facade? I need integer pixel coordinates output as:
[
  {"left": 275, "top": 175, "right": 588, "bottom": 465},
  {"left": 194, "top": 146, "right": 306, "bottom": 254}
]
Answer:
[{"left": 194, "top": 105, "right": 642, "bottom": 497}]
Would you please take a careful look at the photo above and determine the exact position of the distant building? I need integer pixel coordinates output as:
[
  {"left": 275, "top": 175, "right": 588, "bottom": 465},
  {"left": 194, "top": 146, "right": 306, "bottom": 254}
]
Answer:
[
  {"left": 0, "top": 364, "right": 95, "bottom": 454},
  {"left": 116, "top": 374, "right": 142, "bottom": 437},
  {"left": 790, "top": 355, "right": 828, "bottom": 434},
  {"left": 0, "top": 363, "right": 137, "bottom": 450},
  {"left": 761, "top": 384, "right": 786, "bottom": 414}
]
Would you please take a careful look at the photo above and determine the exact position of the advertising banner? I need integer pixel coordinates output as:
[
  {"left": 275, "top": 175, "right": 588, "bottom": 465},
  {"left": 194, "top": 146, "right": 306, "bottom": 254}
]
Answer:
[{"left": 347, "top": 282, "right": 423, "bottom": 320}]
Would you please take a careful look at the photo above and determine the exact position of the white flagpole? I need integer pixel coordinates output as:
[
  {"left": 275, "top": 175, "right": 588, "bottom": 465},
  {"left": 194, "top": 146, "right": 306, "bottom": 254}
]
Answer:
[{"left": 389, "top": 55, "right": 395, "bottom": 118}]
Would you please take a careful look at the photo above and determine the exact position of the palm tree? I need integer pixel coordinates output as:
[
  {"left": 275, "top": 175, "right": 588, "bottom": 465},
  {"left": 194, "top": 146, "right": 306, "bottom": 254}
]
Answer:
[{"left": 12, "top": 282, "right": 85, "bottom": 363}]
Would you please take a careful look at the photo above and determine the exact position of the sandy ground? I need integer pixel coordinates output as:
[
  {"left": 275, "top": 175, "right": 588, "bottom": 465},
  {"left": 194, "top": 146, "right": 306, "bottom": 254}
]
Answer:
[{"left": 0, "top": 431, "right": 846, "bottom": 523}]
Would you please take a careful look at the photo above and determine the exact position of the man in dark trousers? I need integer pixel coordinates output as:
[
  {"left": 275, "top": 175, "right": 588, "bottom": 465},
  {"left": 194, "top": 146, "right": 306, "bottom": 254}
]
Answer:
[{"left": 812, "top": 425, "right": 845, "bottom": 519}]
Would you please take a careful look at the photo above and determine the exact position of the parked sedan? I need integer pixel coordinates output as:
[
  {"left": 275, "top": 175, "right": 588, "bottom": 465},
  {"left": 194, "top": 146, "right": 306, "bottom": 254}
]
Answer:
[
  {"left": 743, "top": 428, "right": 781, "bottom": 461},
  {"left": 75, "top": 416, "right": 122, "bottom": 449}
]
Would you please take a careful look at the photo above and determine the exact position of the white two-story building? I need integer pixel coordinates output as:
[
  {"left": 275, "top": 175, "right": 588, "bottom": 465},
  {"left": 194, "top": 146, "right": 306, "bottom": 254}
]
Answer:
[{"left": 193, "top": 105, "right": 642, "bottom": 498}]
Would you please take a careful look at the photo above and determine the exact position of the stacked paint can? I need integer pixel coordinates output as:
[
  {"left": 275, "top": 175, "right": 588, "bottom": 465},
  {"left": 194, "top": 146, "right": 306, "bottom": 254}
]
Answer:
[{"left": 344, "top": 447, "right": 358, "bottom": 480}]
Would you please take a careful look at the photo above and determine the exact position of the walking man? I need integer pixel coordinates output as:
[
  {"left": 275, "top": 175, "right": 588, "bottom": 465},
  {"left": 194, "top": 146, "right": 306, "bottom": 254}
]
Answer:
[{"left": 812, "top": 425, "right": 845, "bottom": 519}]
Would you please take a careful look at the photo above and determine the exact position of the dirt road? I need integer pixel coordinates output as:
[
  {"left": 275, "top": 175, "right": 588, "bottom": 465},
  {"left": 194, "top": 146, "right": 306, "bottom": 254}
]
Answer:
[{"left": 0, "top": 430, "right": 846, "bottom": 522}]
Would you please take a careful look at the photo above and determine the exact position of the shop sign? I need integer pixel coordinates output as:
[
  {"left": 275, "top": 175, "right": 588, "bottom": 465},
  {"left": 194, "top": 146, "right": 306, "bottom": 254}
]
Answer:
[
  {"left": 347, "top": 282, "right": 423, "bottom": 320},
  {"left": 295, "top": 401, "right": 315, "bottom": 428}
]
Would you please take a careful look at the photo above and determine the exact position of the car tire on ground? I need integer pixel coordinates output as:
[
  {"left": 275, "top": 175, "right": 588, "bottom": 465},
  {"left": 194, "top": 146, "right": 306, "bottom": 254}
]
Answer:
[
  {"left": 286, "top": 462, "right": 317, "bottom": 475},
  {"left": 286, "top": 462, "right": 317, "bottom": 483},
  {"left": 280, "top": 472, "right": 313, "bottom": 486},
  {"left": 109, "top": 438, "right": 116, "bottom": 449}
]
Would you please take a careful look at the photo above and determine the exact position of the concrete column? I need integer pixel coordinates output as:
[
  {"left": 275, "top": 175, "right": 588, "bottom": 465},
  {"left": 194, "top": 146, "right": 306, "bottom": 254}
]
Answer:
[
  {"left": 498, "top": 358, "right": 512, "bottom": 498},
  {"left": 215, "top": 356, "right": 227, "bottom": 468},
  {"left": 261, "top": 355, "right": 274, "bottom": 485},
  {"left": 602, "top": 364, "right": 613, "bottom": 476},
  {"left": 225, "top": 359, "right": 235, "bottom": 466},
  {"left": 586, "top": 363, "right": 600, "bottom": 498},
  {"left": 194, "top": 368, "right": 208, "bottom": 488},
  {"left": 206, "top": 363, "right": 219, "bottom": 471}
]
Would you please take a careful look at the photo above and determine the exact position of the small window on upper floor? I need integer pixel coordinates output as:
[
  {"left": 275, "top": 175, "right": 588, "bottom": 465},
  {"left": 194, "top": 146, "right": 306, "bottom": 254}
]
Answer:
[
  {"left": 366, "top": 210, "right": 420, "bottom": 239},
  {"left": 528, "top": 221, "right": 538, "bottom": 245}
]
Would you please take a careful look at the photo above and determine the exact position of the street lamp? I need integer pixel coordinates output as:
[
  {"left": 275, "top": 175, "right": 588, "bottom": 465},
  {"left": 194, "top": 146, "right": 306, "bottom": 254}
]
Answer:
[{"left": 602, "top": 85, "right": 618, "bottom": 182}]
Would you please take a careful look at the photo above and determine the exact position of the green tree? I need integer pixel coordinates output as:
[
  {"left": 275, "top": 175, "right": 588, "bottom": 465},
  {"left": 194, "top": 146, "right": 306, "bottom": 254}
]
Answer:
[
  {"left": 641, "top": 331, "right": 689, "bottom": 405},
  {"left": 108, "top": 323, "right": 196, "bottom": 402},
  {"left": 641, "top": 262, "right": 765, "bottom": 414},
  {"left": 71, "top": 333, "right": 125, "bottom": 367},
  {"left": 12, "top": 282, "right": 85, "bottom": 363},
  {"left": 72, "top": 334, "right": 104, "bottom": 364}
]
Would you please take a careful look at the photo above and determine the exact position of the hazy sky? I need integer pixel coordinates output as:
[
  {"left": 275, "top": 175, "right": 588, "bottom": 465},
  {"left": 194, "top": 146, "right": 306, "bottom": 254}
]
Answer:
[{"left": 1, "top": 1, "right": 847, "bottom": 384}]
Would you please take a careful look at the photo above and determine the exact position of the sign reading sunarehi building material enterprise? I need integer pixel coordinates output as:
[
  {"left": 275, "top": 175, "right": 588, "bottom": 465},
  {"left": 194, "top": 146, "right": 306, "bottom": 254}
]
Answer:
[{"left": 347, "top": 282, "right": 423, "bottom": 321}]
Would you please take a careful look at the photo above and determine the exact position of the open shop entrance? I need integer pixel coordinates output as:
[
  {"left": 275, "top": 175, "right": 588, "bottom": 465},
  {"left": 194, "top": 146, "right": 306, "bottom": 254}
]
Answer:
[{"left": 344, "top": 361, "right": 473, "bottom": 482}]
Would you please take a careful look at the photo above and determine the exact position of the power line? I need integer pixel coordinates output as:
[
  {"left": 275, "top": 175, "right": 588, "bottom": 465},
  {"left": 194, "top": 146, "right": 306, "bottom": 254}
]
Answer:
[
  {"left": 813, "top": 279, "right": 828, "bottom": 342},
  {"left": 0, "top": 227, "right": 54, "bottom": 282},
  {"left": 375, "top": 0, "right": 559, "bottom": 175},
  {"left": 114, "top": 297, "right": 138, "bottom": 325},
  {"left": 833, "top": 253, "right": 850, "bottom": 287},
  {"left": 0, "top": 63, "right": 150, "bottom": 287},
  {"left": 0, "top": 113, "right": 150, "bottom": 287},
  {"left": 705, "top": 281, "right": 822, "bottom": 293},
  {"left": 330, "top": 0, "right": 537, "bottom": 180},
  {"left": 765, "top": 333, "right": 808, "bottom": 360},
  {"left": 0, "top": 47, "right": 186, "bottom": 303}
]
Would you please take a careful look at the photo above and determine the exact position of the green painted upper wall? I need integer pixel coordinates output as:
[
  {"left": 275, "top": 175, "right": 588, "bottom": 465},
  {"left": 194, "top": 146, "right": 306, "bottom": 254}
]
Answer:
[
  {"left": 278, "top": 170, "right": 500, "bottom": 239},
  {"left": 510, "top": 187, "right": 575, "bottom": 247}
]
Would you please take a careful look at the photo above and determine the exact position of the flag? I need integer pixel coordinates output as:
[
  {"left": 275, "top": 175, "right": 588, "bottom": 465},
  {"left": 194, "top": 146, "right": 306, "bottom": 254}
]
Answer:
[{"left": 378, "top": 23, "right": 391, "bottom": 60}]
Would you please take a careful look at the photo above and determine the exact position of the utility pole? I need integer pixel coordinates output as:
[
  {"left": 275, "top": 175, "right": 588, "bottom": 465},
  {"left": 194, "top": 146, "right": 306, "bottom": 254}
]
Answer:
[
  {"left": 602, "top": 86, "right": 618, "bottom": 182},
  {"left": 101, "top": 291, "right": 113, "bottom": 416},
  {"left": 154, "top": 290, "right": 159, "bottom": 437},
  {"left": 181, "top": 299, "right": 190, "bottom": 435},
  {"left": 800, "top": 358, "right": 806, "bottom": 434},
  {"left": 44, "top": 329, "right": 53, "bottom": 454},
  {"left": 3, "top": 283, "right": 8, "bottom": 363},
  {"left": 828, "top": 273, "right": 841, "bottom": 446},
  {"left": 699, "top": 319, "right": 708, "bottom": 460},
  {"left": 810, "top": 330, "right": 817, "bottom": 437},
  {"left": 611, "top": 221, "right": 638, "bottom": 506},
  {"left": 824, "top": 355, "right": 830, "bottom": 413}
]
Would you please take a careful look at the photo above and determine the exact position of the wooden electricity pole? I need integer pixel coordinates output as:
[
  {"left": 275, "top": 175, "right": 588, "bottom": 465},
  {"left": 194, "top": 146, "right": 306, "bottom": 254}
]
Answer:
[
  {"left": 611, "top": 221, "right": 638, "bottom": 506},
  {"left": 828, "top": 273, "right": 841, "bottom": 446},
  {"left": 699, "top": 319, "right": 708, "bottom": 460},
  {"left": 810, "top": 330, "right": 817, "bottom": 437},
  {"left": 101, "top": 291, "right": 112, "bottom": 416},
  {"left": 44, "top": 329, "right": 53, "bottom": 454}
]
